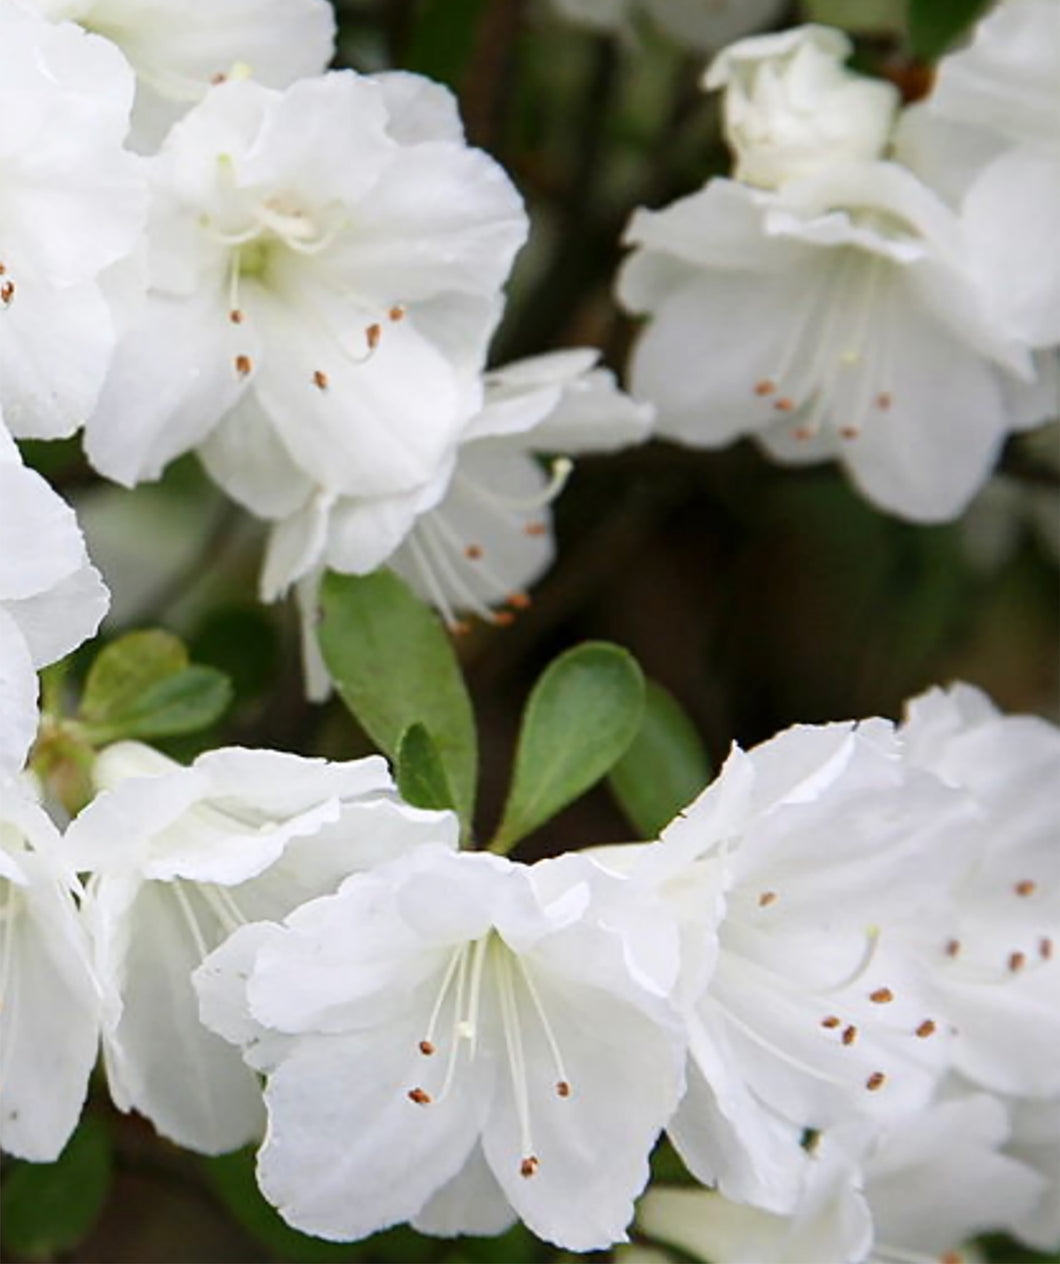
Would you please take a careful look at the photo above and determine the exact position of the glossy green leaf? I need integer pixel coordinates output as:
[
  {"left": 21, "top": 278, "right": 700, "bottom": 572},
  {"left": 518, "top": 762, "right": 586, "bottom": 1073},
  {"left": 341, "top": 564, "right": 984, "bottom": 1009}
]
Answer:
[
  {"left": 317, "top": 570, "right": 477, "bottom": 827},
  {"left": 0, "top": 1116, "right": 112, "bottom": 1260},
  {"left": 80, "top": 630, "right": 188, "bottom": 724},
  {"left": 907, "top": 0, "right": 992, "bottom": 59},
  {"left": 492, "top": 642, "right": 645, "bottom": 853},
  {"left": 396, "top": 723, "right": 458, "bottom": 814},
  {"left": 609, "top": 680, "right": 712, "bottom": 838}
]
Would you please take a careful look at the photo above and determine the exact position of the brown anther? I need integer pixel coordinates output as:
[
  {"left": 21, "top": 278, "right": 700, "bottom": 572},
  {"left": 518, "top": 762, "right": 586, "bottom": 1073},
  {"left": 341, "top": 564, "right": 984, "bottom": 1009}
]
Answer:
[
  {"left": 753, "top": 379, "right": 776, "bottom": 396},
  {"left": 1, "top": 281, "right": 14, "bottom": 305},
  {"left": 229, "top": 308, "right": 244, "bottom": 324},
  {"left": 758, "top": 891, "right": 777, "bottom": 907},
  {"left": 492, "top": 610, "right": 516, "bottom": 627},
  {"left": 520, "top": 1156, "right": 540, "bottom": 1178},
  {"left": 875, "top": 392, "right": 893, "bottom": 410},
  {"left": 1041, "top": 937, "right": 1054, "bottom": 961},
  {"left": 793, "top": 427, "right": 814, "bottom": 441},
  {"left": 842, "top": 1025, "right": 858, "bottom": 1046},
  {"left": 463, "top": 544, "right": 483, "bottom": 560},
  {"left": 0, "top": 263, "right": 6, "bottom": 275},
  {"left": 234, "top": 354, "right": 253, "bottom": 376},
  {"left": 451, "top": 620, "right": 473, "bottom": 637},
  {"left": 388, "top": 305, "right": 406, "bottom": 322},
  {"left": 940, "top": 1252, "right": 963, "bottom": 1264},
  {"left": 865, "top": 1071, "right": 886, "bottom": 1091},
  {"left": 365, "top": 323, "right": 381, "bottom": 350},
  {"left": 313, "top": 369, "right": 329, "bottom": 390},
  {"left": 508, "top": 592, "right": 532, "bottom": 610},
  {"left": 418, "top": 1040, "right": 435, "bottom": 1056},
  {"left": 945, "top": 938, "right": 961, "bottom": 958},
  {"left": 407, "top": 1087, "right": 432, "bottom": 1105},
  {"left": 524, "top": 521, "right": 548, "bottom": 537},
  {"left": 773, "top": 397, "right": 795, "bottom": 413},
  {"left": 211, "top": 72, "right": 227, "bottom": 85},
  {"left": 839, "top": 426, "right": 860, "bottom": 439},
  {"left": 1008, "top": 950, "right": 1026, "bottom": 973},
  {"left": 556, "top": 1081, "right": 571, "bottom": 1098},
  {"left": 1014, "top": 880, "right": 1037, "bottom": 897},
  {"left": 869, "top": 987, "right": 894, "bottom": 1004},
  {"left": 915, "top": 1019, "right": 937, "bottom": 1039},
  {"left": 820, "top": 1015, "right": 841, "bottom": 1029}
]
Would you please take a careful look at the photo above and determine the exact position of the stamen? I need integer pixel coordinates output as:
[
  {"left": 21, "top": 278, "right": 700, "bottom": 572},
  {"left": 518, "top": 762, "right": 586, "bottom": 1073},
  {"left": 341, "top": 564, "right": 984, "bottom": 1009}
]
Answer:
[
  {"left": 520, "top": 1156, "right": 539, "bottom": 1178},
  {"left": 388, "top": 305, "right": 406, "bottom": 322},
  {"left": 820, "top": 1015, "right": 841, "bottom": 1029},
  {"left": 508, "top": 592, "right": 532, "bottom": 610},
  {"left": 915, "top": 1019, "right": 936, "bottom": 1038},
  {"left": 773, "top": 397, "right": 795, "bottom": 413},
  {"left": 842, "top": 1024, "right": 858, "bottom": 1046},
  {"left": 408, "top": 1087, "right": 432, "bottom": 1105},
  {"left": 524, "top": 522, "right": 547, "bottom": 537},
  {"left": 865, "top": 1071, "right": 886, "bottom": 1091},
  {"left": 229, "top": 309, "right": 244, "bottom": 324},
  {"left": 1041, "top": 938, "right": 1053, "bottom": 961},
  {"left": 869, "top": 987, "right": 894, "bottom": 1004},
  {"left": 945, "top": 939, "right": 961, "bottom": 958},
  {"left": 313, "top": 370, "right": 329, "bottom": 390},
  {"left": 758, "top": 891, "right": 777, "bottom": 907},
  {"left": 1008, "top": 951, "right": 1026, "bottom": 973},
  {"left": 419, "top": 1040, "right": 435, "bottom": 1056},
  {"left": 754, "top": 379, "right": 776, "bottom": 396},
  {"left": 1014, "top": 880, "right": 1036, "bottom": 897},
  {"left": 464, "top": 544, "right": 483, "bottom": 560},
  {"left": 234, "top": 354, "right": 253, "bottom": 377},
  {"left": 365, "top": 323, "right": 381, "bottom": 352},
  {"left": 1, "top": 281, "right": 14, "bottom": 306},
  {"left": 513, "top": 956, "right": 574, "bottom": 1100},
  {"left": 496, "top": 947, "right": 536, "bottom": 1173},
  {"left": 875, "top": 392, "right": 892, "bottom": 410},
  {"left": 839, "top": 426, "right": 860, "bottom": 439}
]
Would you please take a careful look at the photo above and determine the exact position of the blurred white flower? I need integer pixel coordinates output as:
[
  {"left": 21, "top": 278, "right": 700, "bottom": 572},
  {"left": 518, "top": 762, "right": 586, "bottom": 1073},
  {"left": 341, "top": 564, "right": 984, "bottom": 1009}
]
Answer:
[
  {"left": 898, "top": 0, "right": 1060, "bottom": 348},
  {"left": 26, "top": 0, "right": 336, "bottom": 150},
  {"left": 0, "top": 776, "right": 101, "bottom": 1160},
  {"left": 0, "top": 3, "right": 145, "bottom": 444},
  {"left": 0, "top": 451, "right": 109, "bottom": 775},
  {"left": 65, "top": 740, "right": 456, "bottom": 1153},
  {"left": 619, "top": 162, "right": 1036, "bottom": 521},
  {"left": 704, "top": 25, "right": 899, "bottom": 189},
  {"left": 195, "top": 846, "right": 685, "bottom": 1249},
  {"left": 83, "top": 71, "right": 528, "bottom": 514}
]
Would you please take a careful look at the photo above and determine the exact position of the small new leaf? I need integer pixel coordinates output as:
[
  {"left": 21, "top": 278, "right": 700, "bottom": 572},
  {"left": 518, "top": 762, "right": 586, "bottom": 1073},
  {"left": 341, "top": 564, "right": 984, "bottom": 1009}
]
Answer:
[
  {"left": 396, "top": 723, "right": 458, "bottom": 815},
  {"left": 609, "top": 680, "right": 712, "bottom": 838},
  {"left": 493, "top": 642, "right": 645, "bottom": 853},
  {"left": 317, "top": 571, "right": 477, "bottom": 827}
]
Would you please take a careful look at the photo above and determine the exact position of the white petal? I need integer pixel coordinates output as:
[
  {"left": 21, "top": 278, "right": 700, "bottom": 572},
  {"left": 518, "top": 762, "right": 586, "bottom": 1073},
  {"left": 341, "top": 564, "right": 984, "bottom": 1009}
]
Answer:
[
  {"left": 0, "top": 611, "right": 37, "bottom": 775},
  {"left": 411, "top": 1141, "right": 517, "bottom": 1237}
]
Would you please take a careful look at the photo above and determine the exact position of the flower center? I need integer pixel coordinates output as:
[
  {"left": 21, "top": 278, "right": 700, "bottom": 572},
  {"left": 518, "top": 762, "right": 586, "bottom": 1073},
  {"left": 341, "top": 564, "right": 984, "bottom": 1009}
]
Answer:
[{"left": 406, "top": 932, "right": 573, "bottom": 1178}]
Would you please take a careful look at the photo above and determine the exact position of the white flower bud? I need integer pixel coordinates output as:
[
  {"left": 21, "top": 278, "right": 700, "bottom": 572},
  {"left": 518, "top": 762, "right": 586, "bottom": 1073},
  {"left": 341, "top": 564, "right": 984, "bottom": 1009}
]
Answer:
[{"left": 705, "top": 25, "right": 900, "bottom": 189}]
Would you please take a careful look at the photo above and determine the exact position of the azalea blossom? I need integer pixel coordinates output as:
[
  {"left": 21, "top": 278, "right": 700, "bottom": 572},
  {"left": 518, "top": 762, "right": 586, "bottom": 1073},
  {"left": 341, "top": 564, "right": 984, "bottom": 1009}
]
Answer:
[
  {"left": 898, "top": 683, "right": 1060, "bottom": 1099},
  {"left": 0, "top": 776, "right": 101, "bottom": 1161},
  {"left": 623, "top": 719, "right": 971, "bottom": 1212},
  {"left": 619, "top": 162, "right": 1035, "bottom": 521},
  {"left": 0, "top": 2, "right": 145, "bottom": 445},
  {"left": 704, "top": 25, "right": 899, "bottom": 189},
  {"left": 29, "top": 0, "right": 336, "bottom": 150},
  {"left": 83, "top": 70, "right": 528, "bottom": 513},
  {"left": 64, "top": 740, "right": 457, "bottom": 1153},
  {"left": 268, "top": 348, "right": 652, "bottom": 697},
  {"left": 550, "top": 0, "right": 787, "bottom": 51},
  {"left": 0, "top": 449, "right": 109, "bottom": 775},
  {"left": 194, "top": 845, "right": 686, "bottom": 1249},
  {"left": 638, "top": 1092, "right": 1044, "bottom": 1264},
  {"left": 900, "top": 0, "right": 1060, "bottom": 348}
]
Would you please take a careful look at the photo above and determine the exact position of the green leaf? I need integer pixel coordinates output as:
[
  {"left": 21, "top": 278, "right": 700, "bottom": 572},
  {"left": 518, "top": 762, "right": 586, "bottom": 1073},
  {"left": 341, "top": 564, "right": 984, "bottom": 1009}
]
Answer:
[
  {"left": 317, "top": 570, "right": 477, "bottom": 827},
  {"left": 396, "top": 723, "right": 458, "bottom": 813},
  {"left": 906, "top": 0, "right": 992, "bottom": 59},
  {"left": 0, "top": 1116, "right": 112, "bottom": 1260},
  {"left": 79, "top": 630, "right": 232, "bottom": 742},
  {"left": 492, "top": 642, "right": 645, "bottom": 853},
  {"left": 609, "top": 680, "right": 711, "bottom": 839}
]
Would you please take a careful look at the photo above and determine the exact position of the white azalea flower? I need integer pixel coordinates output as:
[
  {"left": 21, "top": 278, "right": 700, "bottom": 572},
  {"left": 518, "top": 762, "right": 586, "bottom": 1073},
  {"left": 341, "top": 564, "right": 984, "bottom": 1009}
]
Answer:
[
  {"left": 30, "top": 0, "right": 336, "bottom": 150},
  {"left": 704, "top": 25, "right": 900, "bottom": 189},
  {"left": 0, "top": 3, "right": 145, "bottom": 443},
  {"left": 629, "top": 719, "right": 971, "bottom": 1212},
  {"left": 638, "top": 1093, "right": 1044, "bottom": 1264},
  {"left": 0, "top": 776, "right": 101, "bottom": 1161},
  {"left": 194, "top": 845, "right": 686, "bottom": 1249},
  {"left": 899, "top": 683, "right": 1060, "bottom": 1098},
  {"left": 83, "top": 71, "right": 528, "bottom": 510},
  {"left": 619, "top": 163, "right": 1034, "bottom": 521},
  {"left": 902, "top": 0, "right": 1060, "bottom": 348},
  {"left": 64, "top": 740, "right": 457, "bottom": 1154},
  {"left": 550, "top": 0, "right": 788, "bottom": 52},
  {"left": 0, "top": 454, "right": 109, "bottom": 775}
]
